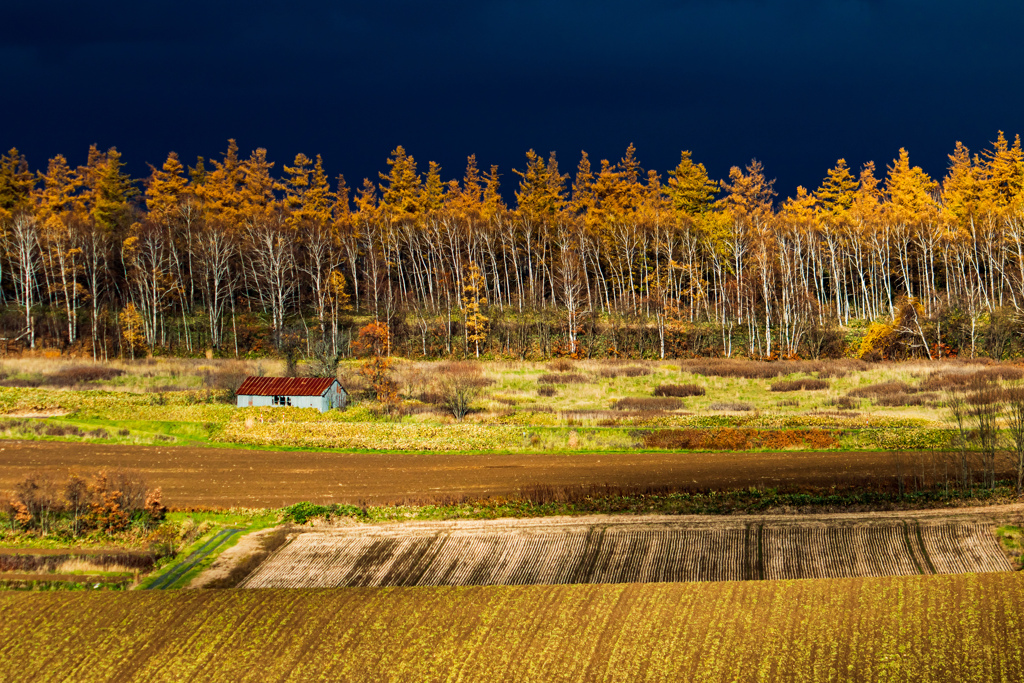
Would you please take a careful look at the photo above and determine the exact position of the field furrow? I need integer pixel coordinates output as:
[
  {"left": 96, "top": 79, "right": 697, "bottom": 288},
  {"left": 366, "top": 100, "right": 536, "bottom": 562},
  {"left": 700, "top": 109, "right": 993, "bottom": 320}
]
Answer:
[{"left": 244, "top": 517, "right": 1011, "bottom": 588}]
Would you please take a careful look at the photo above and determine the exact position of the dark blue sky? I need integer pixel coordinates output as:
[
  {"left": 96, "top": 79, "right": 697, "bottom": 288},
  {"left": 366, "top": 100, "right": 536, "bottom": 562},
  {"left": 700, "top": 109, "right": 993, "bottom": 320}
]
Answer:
[{"left": 2, "top": 0, "right": 1022, "bottom": 200}]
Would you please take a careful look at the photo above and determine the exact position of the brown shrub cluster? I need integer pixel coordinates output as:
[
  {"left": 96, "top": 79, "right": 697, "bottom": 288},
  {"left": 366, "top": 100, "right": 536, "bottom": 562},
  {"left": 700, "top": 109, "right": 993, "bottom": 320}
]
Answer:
[
  {"left": 2, "top": 469, "right": 164, "bottom": 537},
  {"left": 875, "top": 392, "right": 938, "bottom": 407},
  {"left": 847, "top": 381, "right": 915, "bottom": 398},
  {"left": 202, "top": 363, "right": 250, "bottom": 402},
  {"left": 0, "top": 551, "right": 154, "bottom": 573},
  {"left": 0, "top": 419, "right": 108, "bottom": 439},
  {"left": 770, "top": 378, "right": 829, "bottom": 392},
  {"left": 827, "top": 396, "right": 857, "bottom": 410},
  {"left": 612, "top": 397, "right": 684, "bottom": 411},
  {"left": 0, "top": 365, "right": 127, "bottom": 389},
  {"left": 548, "top": 359, "right": 575, "bottom": 373},
  {"left": 653, "top": 383, "right": 705, "bottom": 397},
  {"left": 537, "top": 386, "right": 558, "bottom": 397},
  {"left": 537, "top": 373, "right": 591, "bottom": 385},
  {"left": 709, "top": 401, "right": 754, "bottom": 411},
  {"left": 642, "top": 428, "right": 839, "bottom": 450},
  {"left": 680, "top": 359, "right": 867, "bottom": 380},
  {"left": 920, "top": 367, "right": 1024, "bottom": 391},
  {"left": 597, "top": 365, "right": 652, "bottom": 378},
  {"left": 49, "top": 366, "right": 126, "bottom": 385}
]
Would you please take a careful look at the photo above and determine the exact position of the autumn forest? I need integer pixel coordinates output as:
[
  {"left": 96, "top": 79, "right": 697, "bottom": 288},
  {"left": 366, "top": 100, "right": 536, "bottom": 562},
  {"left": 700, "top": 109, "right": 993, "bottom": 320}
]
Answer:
[{"left": 1, "top": 135, "right": 1023, "bottom": 361}]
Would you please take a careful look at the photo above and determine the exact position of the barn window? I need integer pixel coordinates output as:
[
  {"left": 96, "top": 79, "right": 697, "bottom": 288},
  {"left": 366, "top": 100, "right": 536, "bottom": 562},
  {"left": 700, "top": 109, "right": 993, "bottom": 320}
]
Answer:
[{"left": 273, "top": 395, "right": 292, "bottom": 406}]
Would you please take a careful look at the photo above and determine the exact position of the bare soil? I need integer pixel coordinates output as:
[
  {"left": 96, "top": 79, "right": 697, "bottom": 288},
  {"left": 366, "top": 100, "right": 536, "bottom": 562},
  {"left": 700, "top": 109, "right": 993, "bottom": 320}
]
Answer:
[
  {"left": 0, "top": 439, "right": 986, "bottom": 508},
  {"left": 242, "top": 507, "right": 1021, "bottom": 588}
]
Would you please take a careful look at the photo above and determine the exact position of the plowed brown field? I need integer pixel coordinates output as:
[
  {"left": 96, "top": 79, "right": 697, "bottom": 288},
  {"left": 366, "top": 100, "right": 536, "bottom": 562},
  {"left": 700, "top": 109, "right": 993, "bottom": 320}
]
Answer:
[
  {"left": 0, "top": 440, "right": 952, "bottom": 507},
  {"left": 242, "top": 514, "right": 1013, "bottom": 588}
]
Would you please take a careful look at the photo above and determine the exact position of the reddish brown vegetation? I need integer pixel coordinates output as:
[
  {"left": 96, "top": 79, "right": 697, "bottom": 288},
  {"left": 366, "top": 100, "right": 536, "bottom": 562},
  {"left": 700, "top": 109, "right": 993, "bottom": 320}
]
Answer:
[
  {"left": 770, "top": 379, "right": 829, "bottom": 392},
  {"left": 612, "top": 397, "right": 684, "bottom": 411},
  {"left": 654, "top": 383, "right": 706, "bottom": 397},
  {"left": 709, "top": 401, "right": 754, "bottom": 411},
  {"left": 642, "top": 428, "right": 840, "bottom": 450},
  {"left": 681, "top": 359, "right": 868, "bottom": 380},
  {"left": 537, "top": 373, "right": 591, "bottom": 384},
  {"left": 598, "top": 365, "right": 652, "bottom": 378}
]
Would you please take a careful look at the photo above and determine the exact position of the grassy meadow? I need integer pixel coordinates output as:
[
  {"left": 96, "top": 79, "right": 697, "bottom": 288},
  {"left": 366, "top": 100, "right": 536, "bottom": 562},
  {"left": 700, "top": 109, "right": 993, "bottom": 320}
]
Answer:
[
  {"left": 0, "top": 352, "right": 1015, "bottom": 454},
  {"left": 0, "top": 354, "right": 1019, "bottom": 453}
]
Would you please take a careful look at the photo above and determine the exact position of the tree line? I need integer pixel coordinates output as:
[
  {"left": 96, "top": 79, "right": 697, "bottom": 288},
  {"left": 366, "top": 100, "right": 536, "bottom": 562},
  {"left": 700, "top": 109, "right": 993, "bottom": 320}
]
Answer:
[{"left": 0, "top": 134, "right": 1022, "bottom": 360}]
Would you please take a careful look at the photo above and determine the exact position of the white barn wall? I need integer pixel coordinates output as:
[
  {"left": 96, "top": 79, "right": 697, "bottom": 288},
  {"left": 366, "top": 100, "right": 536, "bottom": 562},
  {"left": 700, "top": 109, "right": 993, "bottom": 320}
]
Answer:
[{"left": 236, "top": 380, "right": 347, "bottom": 412}]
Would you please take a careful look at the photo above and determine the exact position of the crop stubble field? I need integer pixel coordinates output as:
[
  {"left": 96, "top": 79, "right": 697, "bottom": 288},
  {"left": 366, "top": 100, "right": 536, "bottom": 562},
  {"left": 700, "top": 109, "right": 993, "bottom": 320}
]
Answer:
[
  {"left": 243, "top": 515, "right": 1012, "bottom": 588},
  {"left": 2, "top": 573, "right": 1023, "bottom": 682}
]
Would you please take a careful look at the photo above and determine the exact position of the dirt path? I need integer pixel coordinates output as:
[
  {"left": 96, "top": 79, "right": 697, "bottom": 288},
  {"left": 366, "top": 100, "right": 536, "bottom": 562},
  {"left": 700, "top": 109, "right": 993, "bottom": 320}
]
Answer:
[
  {"left": 0, "top": 440, "right": 969, "bottom": 508},
  {"left": 145, "top": 528, "right": 243, "bottom": 589}
]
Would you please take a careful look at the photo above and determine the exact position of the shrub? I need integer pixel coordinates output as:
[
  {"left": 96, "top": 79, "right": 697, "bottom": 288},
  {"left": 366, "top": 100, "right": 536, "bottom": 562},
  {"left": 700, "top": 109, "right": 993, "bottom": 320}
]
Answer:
[
  {"left": 641, "top": 428, "right": 839, "bottom": 450},
  {"left": 548, "top": 359, "right": 575, "bottom": 372},
  {"left": 537, "top": 386, "right": 557, "bottom": 397},
  {"left": 828, "top": 396, "right": 857, "bottom": 410},
  {"left": 437, "top": 363, "right": 492, "bottom": 421},
  {"left": 537, "top": 373, "right": 590, "bottom": 385},
  {"left": 654, "top": 383, "right": 705, "bottom": 397},
  {"left": 709, "top": 401, "right": 754, "bottom": 412},
  {"left": 680, "top": 359, "right": 859, "bottom": 380},
  {"left": 875, "top": 392, "right": 938, "bottom": 407},
  {"left": 920, "top": 367, "right": 1024, "bottom": 392},
  {"left": 847, "top": 381, "right": 914, "bottom": 398},
  {"left": 282, "top": 502, "right": 367, "bottom": 525},
  {"left": 776, "top": 398, "right": 800, "bottom": 407},
  {"left": 612, "top": 397, "right": 684, "bottom": 411},
  {"left": 202, "top": 363, "right": 249, "bottom": 403},
  {"left": 46, "top": 366, "right": 125, "bottom": 386},
  {"left": 598, "top": 364, "right": 652, "bottom": 378},
  {"left": 770, "top": 379, "right": 829, "bottom": 392}
]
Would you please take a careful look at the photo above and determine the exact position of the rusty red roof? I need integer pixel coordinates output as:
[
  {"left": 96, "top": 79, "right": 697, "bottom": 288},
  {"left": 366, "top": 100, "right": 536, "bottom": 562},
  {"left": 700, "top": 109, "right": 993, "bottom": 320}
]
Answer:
[{"left": 236, "top": 376, "right": 339, "bottom": 397}]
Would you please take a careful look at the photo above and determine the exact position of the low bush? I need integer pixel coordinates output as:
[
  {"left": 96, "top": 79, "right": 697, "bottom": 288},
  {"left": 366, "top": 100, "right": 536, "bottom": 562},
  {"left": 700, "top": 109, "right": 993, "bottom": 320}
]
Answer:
[
  {"left": 921, "top": 367, "right": 1024, "bottom": 391},
  {"left": 828, "top": 396, "right": 857, "bottom": 410},
  {"left": 654, "top": 383, "right": 705, "bottom": 397},
  {"left": 537, "top": 373, "right": 590, "bottom": 385},
  {"left": 548, "top": 359, "right": 575, "bottom": 372},
  {"left": 847, "top": 381, "right": 914, "bottom": 398},
  {"left": 46, "top": 366, "right": 125, "bottom": 386},
  {"left": 875, "top": 392, "right": 938, "bottom": 407},
  {"left": 770, "top": 379, "right": 829, "bottom": 392},
  {"left": 641, "top": 428, "right": 839, "bottom": 450},
  {"left": 537, "top": 386, "right": 557, "bottom": 397},
  {"left": 709, "top": 401, "right": 754, "bottom": 412},
  {"left": 282, "top": 502, "right": 368, "bottom": 525},
  {"left": 680, "top": 359, "right": 865, "bottom": 380},
  {"left": 597, "top": 365, "right": 652, "bottom": 378},
  {"left": 612, "top": 397, "right": 684, "bottom": 411},
  {"left": 776, "top": 398, "right": 800, "bottom": 407}
]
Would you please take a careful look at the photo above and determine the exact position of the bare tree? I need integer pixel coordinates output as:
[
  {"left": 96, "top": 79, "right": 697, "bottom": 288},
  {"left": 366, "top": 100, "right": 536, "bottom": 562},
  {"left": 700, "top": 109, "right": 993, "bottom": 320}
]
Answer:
[
  {"left": 438, "top": 362, "right": 490, "bottom": 421},
  {"left": 1004, "top": 387, "right": 1024, "bottom": 496},
  {"left": 969, "top": 387, "right": 1003, "bottom": 489},
  {"left": 7, "top": 214, "right": 40, "bottom": 348},
  {"left": 945, "top": 387, "right": 975, "bottom": 487}
]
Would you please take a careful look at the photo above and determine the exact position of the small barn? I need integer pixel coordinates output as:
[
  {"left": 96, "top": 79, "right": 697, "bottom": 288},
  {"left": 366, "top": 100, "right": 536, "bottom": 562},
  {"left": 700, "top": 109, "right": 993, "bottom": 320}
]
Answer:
[{"left": 236, "top": 376, "right": 347, "bottom": 412}]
